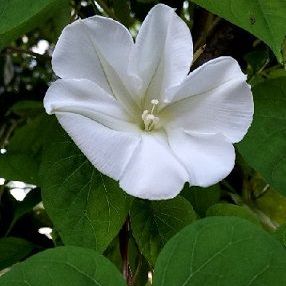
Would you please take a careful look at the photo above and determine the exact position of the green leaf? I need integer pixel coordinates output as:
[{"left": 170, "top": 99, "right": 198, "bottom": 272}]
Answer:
[
  {"left": 182, "top": 185, "right": 221, "bottom": 217},
  {"left": 40, "top": 126, "right": 131, "bottom": 252},
  {"left": 273, "top": 223, "right": 286, "bottom": 247},
  {"left": 238, "top": 77, "right": 286, "bottom": 195},
  {"left": 0, "top": 246, "right": 126, "bottom": 285},
  {"left": 0, "top": 237, "right": 35, "bottom": 270},
  {"left": 193, "top": 0, "right": 286, "bottom": 63},
  {"left": 153, "top": 217, "right": 286, "bottom": 286},
  {"left": 130, "top": 196, "right": 196, "bottom": 265},
  {"left": 206, "top": 203, "right": 260, "bottom": 225},
  {"left": 0, "top": 0, "right": 69, "bottom": 48},
  {"left": 0, "top": 115, "right": 57, "bottom": 184}
]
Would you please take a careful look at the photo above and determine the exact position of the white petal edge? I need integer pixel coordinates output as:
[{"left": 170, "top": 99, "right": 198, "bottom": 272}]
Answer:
[
  {"left": 166, "top": 129, "right": 236, "bottom": 187},
  {"left": 165, "top": 56, "right": 247, "bottom": 103},
  {"left": 119, "top": 132, "right": 189, "bottom": 200},
  {"left": 44, "top": 79, "right": 140, "bottom": 132},
  {"left": 52, "top": 15, "right": 141, "bottom": 113},
  {"left": 162, "top": 57, "right": 254, "bottom": 143},
  {"left": 56, "top": 113, "right": 141, "bottom": 181},
  {"left": 129, "top": 4, "right": 193, "bottom": 104}
]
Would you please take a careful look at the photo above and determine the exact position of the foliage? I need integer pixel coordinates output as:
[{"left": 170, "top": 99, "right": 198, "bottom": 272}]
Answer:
[{"left": 0, "top": 0, "right": 286, "bottom": 285}]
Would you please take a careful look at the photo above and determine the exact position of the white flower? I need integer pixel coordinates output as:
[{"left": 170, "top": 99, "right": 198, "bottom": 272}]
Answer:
[{"left": 44, "top": 4, "right": 253, "bottom": 200}]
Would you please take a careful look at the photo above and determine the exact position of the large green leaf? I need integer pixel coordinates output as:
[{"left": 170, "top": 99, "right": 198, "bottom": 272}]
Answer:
[
  {"left": 0, "top": 246, "right": 126, "bottom": 285},
  {"left": 193, "top": 0, "right": 286, "bottom": 63},
  {"left": 0, "top": 0, "right": 69, "bottom": 48},
  {"left": 153, "top": 217, "right": 286, "bottom": 286},
  {"left": 130, "top": 196, "right": 196, "bottom": 265},
  {"left": 40, "top": 126, "right": 131, "bottom": 252},
  {"left": 0, "top": 237, "right": 35, "bottom": 270},
  {"left": 238, "top": 77, "right": 286, "bottom": 194}
]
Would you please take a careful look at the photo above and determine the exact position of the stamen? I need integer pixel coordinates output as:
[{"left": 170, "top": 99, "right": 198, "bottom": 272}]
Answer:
[
  {"left": 150, "top": 98, "right": 159, "bottom": 114},
  {"left": 141, "top": 99, "right": 160, "bottom": 131}
]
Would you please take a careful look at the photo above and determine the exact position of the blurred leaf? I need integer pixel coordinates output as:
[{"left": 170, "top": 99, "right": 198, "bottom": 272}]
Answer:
[
  {"left": 6, "top": 188, "right": 42, "bottom": 235},
  {"left": 130, "top": 196, "right": 196, "bottom": 265},
  {"left": 0, "top": 246, "right": 126, "bottom": 285},
  {"left": 0, "top": 0, "right": 69, "bottom": 48},
  {"left": 0, "top": 115, "right": 57, "bottom": 184},
  {"left": 182, "top": 184, "right": 221, "bottom": 217},
  {"left": 113, "top": 0, "right": 133, "bottom": 27},
  {"left": 41, "top": 1, "right": 70, "bottom": 42},
  {"left": 206, "top": 203, "right": 260, "bottom": 225},
  {"left": 193, "top": 0, "right": 286, "bottom": 63},
  {"left": 255, "top": 188, "right": 286, "bottom": 226},
  {"left": 40, "top": 125, "right": 131, "bottom": 253},
  {"left": 153, "top": 217, "right": 286, "bottom": 286},
  {"left": 10, "top": 100, "right": 44, "bottom": 118},
  {"left": 0, "top": 237, "right": 35, "bottom": 270},
  {"left": 239, "top": 77, "right": 286, "bottom": 195}
]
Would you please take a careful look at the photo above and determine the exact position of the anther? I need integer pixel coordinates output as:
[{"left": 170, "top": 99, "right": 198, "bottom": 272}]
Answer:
[
  {"left": 146, "top": 114, "right": 155, "bottom": 121},
  {"left": 142, "top": 110, "right": 149, "bottom": 120},
  {"left": 150, "top": 98, "right": 159, "bottom": 114},
  {"left": 151, "top": 99, "right": 159, "bottom": 105}
]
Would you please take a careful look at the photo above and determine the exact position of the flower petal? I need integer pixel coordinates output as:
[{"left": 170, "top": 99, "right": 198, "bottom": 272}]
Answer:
[
  {"left": 52, "top": 16, "right": 140, "bottom": 115},
  {"left": 129, "top": 4, "right": 193, "bottom": 105},
  {"left": 119, "top": 132, "right": 189, "bottom": 200},
  {"left": 56, "top": 113, "right": 141, "bottom": 180},
  {"left": 44, "top": 79, "right": 140, "bottom": 132},
  {"left": 166, "top": 129, "right": 235, "bottom": 187},
  {"left": 163, "top": 57, "right": 254, "bottom": 143}
]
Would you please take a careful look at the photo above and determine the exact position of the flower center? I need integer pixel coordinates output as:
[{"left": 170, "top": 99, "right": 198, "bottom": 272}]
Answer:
[{"left": 141, "top": 99, "right": 160, "bottom": 131}]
